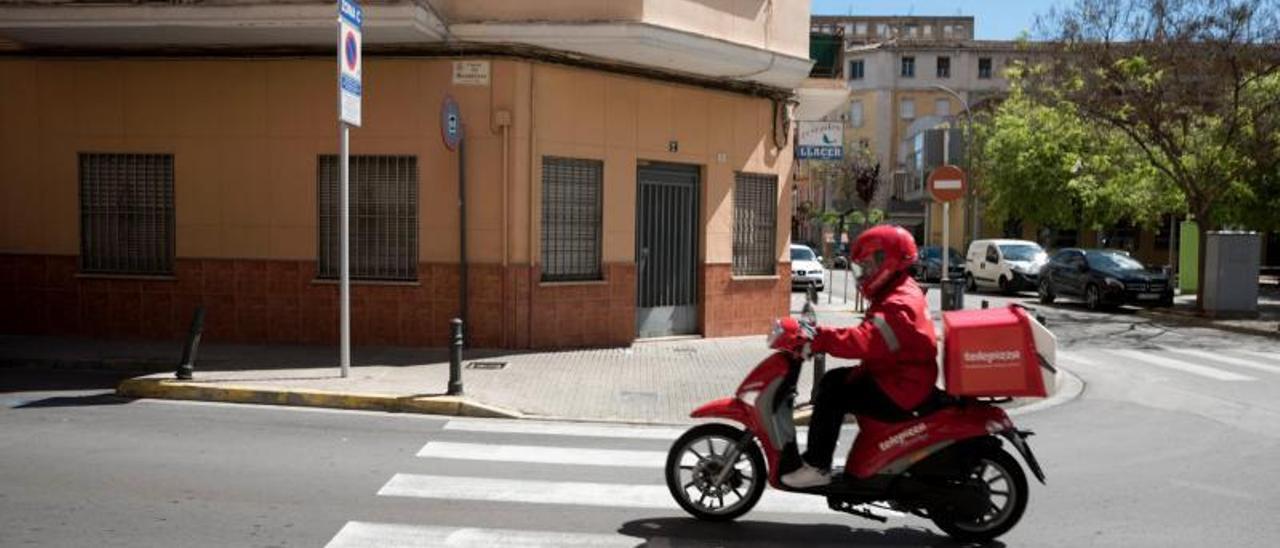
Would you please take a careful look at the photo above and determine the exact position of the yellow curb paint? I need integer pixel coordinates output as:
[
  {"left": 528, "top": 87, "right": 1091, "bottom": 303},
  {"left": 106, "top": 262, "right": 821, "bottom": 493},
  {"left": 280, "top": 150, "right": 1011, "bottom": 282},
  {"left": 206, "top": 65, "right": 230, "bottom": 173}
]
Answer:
[{"left": 116, "top": 379, "right": 522, "bottom": 419}]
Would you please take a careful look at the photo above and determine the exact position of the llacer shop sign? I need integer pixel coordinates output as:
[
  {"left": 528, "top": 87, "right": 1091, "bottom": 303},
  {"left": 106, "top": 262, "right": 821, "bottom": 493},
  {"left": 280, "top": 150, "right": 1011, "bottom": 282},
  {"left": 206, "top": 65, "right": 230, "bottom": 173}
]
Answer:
[{"left": 796, "top": 121, "right": 843, "bottom": 159}]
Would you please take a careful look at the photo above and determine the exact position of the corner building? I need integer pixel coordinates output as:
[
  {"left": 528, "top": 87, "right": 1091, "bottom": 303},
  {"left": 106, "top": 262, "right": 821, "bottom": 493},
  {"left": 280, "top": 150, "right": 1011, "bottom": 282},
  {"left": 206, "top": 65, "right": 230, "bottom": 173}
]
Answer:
[{"left": 0, "top": 0, "right": 813, "bottom": 349}]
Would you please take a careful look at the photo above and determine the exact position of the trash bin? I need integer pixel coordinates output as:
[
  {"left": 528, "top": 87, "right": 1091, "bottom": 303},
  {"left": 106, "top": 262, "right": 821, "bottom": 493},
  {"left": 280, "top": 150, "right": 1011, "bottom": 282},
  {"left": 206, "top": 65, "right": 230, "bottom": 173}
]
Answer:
[{"left": 940, "top": 277, "right": 965, "bottom": 311}]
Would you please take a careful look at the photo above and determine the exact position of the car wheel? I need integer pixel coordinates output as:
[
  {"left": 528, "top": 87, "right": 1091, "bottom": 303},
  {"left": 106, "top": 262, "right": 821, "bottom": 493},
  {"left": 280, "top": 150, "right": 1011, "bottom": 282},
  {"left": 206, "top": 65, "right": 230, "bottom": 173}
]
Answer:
[
  {"left": 998, "top": 275, "right": 1011, "bottom": 294},
  {"left": 1086, "top": 284, "right": 1102, "bottom": 311},
  {"left": 966, "top": 273, "right": 977, "bottom": 292},
  {"left": 1038, "top": 278, "right": 1056, "bottom": 304}
]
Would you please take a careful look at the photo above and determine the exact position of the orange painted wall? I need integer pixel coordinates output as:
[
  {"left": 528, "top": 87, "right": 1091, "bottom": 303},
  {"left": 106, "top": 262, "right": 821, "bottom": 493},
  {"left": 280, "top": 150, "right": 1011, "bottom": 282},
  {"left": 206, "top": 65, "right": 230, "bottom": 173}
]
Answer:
[{"left": 0, "top": 56, "right": 793, "bottom": 347}]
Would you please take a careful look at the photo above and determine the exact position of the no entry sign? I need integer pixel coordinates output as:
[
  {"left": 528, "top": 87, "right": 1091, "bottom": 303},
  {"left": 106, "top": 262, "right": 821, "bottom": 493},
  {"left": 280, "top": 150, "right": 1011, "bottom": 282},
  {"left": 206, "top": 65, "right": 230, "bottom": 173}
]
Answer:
[{"left": 928, "top": 164, "right": 966, "bottom": 202}]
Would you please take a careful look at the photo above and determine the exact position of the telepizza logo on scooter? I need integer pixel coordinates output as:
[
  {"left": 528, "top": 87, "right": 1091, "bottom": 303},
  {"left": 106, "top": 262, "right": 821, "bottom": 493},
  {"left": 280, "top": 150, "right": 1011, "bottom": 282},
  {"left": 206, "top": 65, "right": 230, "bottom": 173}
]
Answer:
[
  {"left": 963, "top": 349, "right": 1022, "bottom": 369},
  {"left": 878, "top": 423, "right": 928, "bottom": 452}
]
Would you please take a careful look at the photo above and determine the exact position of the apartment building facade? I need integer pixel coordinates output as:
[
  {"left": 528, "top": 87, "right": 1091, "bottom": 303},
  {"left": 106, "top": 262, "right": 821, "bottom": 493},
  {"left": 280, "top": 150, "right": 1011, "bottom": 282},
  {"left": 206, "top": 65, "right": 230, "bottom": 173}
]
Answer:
[
  {"left": 0, "top": 0, "right": 812, "bottom": 349},
  {"left": 796, "top": 15, "right": 1023, "bottom": 252}
]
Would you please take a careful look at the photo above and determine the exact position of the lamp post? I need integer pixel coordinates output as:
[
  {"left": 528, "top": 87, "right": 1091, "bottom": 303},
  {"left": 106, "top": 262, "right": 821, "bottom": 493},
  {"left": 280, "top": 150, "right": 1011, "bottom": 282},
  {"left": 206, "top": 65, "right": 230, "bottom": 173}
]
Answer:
[{"left": 930, "top": 84, "right": 973, "bottom": 244}]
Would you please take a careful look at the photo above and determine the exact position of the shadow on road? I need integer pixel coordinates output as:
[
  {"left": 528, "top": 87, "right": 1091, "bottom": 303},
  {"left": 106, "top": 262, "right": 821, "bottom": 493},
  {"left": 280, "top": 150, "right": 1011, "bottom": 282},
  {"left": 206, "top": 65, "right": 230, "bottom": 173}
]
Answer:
[
  {"left": 617, "top": 516, "right": 1002, "bottom": 547},
  {"left": 0, "top": 367, "right": 135, "bottom": 394},
  {"left": 14, "top": 393, "right": 136, "bottom": 409}
]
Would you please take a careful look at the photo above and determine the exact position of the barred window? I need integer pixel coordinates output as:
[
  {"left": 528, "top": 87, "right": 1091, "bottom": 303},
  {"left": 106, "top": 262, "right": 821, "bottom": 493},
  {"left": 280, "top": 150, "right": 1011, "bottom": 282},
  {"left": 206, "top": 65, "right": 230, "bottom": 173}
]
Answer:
[
  {"left": 541, "top": 157, "right": 603, "bottom": 282},
  {"left": 733, "top": 172, "right": 778, "bottom": 276},
  {"left": 317, "top": 155, "right": 418, "bottom": 281},
  {"left": 78, "top": 153, "right": 175, "bottom": 275}
]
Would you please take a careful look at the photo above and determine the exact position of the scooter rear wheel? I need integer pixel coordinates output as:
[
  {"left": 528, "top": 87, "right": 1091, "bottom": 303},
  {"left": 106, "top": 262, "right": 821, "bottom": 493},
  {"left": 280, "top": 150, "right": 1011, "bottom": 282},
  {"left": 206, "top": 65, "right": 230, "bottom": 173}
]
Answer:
[
  {"left": 665, "top": 423, "right": 766, "bottom": 522},
  {"left": 929, "top": 445, "right": 1029, "bottom": 543}
]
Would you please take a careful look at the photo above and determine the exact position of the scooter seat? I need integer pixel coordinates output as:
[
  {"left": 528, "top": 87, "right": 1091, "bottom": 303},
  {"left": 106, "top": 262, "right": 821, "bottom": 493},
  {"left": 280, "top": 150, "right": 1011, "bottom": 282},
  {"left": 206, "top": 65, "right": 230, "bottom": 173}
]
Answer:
[{"left": 906, "top": 388, "right": 960, "bottom": 419}]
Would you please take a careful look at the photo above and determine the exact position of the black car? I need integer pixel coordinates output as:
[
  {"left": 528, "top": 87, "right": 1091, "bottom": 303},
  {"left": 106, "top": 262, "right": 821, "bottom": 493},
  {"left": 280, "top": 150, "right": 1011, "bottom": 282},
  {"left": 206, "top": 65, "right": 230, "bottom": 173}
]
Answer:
[
  {"left": 1037, "top": 248, "right": 1174, "bottom": 310},
  {"left": 911, "top": 246, "right": 965, "bottom": 282}
]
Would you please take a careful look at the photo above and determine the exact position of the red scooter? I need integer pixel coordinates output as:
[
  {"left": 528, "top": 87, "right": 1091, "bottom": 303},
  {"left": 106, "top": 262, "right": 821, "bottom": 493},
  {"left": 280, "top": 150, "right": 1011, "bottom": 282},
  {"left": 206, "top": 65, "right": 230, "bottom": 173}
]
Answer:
[{"left": 664, "top": 304, "right": 1047, "bottom": 543}]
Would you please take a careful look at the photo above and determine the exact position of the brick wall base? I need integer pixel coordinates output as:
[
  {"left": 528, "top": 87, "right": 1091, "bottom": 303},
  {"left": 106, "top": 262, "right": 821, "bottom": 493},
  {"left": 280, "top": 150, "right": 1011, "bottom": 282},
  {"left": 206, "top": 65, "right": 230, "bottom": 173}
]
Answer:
[{"left": 0, "top": 254, "right": 787, "bottom": 349}]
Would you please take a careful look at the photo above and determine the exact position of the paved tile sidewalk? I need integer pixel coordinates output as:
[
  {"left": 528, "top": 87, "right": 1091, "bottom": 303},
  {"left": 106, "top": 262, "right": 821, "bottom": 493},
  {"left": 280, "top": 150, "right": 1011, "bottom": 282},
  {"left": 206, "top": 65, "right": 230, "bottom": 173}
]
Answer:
[{"left": 1, "top": 333, "right": 831, "bottom": 423}]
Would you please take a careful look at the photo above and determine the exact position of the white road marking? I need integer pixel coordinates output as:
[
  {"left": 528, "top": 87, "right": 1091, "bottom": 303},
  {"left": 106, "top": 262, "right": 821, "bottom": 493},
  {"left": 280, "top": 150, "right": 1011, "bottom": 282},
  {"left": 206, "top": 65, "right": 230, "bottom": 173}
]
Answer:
[
  {"left": 418, "top": 442, "right": 666, "bottom": 468},
  {"left": 444, "top": 419, "right": 811, "bottom": 440},
  {"left": 1162, "top": 347, "right": 1280, "bottom": 376},
  {"left": 1105, "top": 349, "right": 1255, "bottom": 381},
  {"left": 325, "top": 521, "right": 633, "bottom": 548},
  {"left": 443, "top": 419, "right": 689, "bottom": 440},
  {"left": 1238, "top": 350, "right": 1280, "bottom": 367},
  {"left": 378, "top": 473, "right": 839, "bottom": 515}
]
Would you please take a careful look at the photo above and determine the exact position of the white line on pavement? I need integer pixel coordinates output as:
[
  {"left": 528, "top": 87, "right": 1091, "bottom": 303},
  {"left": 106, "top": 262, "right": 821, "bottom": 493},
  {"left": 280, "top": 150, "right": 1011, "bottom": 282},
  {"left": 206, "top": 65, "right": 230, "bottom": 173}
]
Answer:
[
  {"left": 443, "top": 419, "right": 812, "bottom": 441},
  {"left": 443, "top": 419, "right": 689, "bottom": 440},
  {"left": 1105, "top": 349, "right": 1255, "bottom": 382},
  {"left": 1162, "top": 347, "right": 1280, "bottom": 376},
  {"left": 324, "top": 521, "right": 634, "bottom": 548},
  {"left": 377, "top": 473, "right": 838, "bottom": 515},
  {"left": 418, "top": 441, "right": 666, "bottom": 468}
]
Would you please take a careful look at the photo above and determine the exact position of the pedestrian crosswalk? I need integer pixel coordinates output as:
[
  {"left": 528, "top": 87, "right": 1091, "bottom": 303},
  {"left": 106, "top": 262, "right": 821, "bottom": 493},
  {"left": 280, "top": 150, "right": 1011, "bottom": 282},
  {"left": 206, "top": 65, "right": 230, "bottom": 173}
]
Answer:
[
  {"left": 326, "top": 418, "right": 848, "bottom": 548},
  {"left": 1059, "top": 345, "right": 1280, "bottom": 383},
  {"left": 325, "top": 345, "right": 1280, "bottom": 547}
]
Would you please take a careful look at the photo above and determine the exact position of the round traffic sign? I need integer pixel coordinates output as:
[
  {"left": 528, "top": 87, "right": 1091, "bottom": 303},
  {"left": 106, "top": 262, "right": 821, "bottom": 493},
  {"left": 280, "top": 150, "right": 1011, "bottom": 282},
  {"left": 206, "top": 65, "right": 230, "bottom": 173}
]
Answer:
[
  {"left": 344, "top": 31, "right": 359, "bottom": 71},
  {"left": 928, "top": 164, "right": 967, "bottom": 202},
  {"left": 441, "top": 95, "right": 462, "bottom": 151}
]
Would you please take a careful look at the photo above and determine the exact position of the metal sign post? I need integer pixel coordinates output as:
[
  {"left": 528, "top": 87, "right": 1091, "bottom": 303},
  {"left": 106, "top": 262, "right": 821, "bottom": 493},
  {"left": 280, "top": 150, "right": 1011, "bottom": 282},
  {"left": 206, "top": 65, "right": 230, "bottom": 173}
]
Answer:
[
  {"left": 441, "top": 96, "right": 465, "bottom": 350},
  {"left": 928, "top": 165, "right": 967, "bottom": 312},
  {"left": 337, "top": 0, "right": 362, "bottom": 378}
]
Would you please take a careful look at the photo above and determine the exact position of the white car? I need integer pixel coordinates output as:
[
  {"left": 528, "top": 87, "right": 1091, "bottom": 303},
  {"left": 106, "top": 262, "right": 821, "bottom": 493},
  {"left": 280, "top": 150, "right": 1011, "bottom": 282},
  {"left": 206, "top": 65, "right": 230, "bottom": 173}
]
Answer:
[
  {"left": 790, "top": 244, "right": 825, "bottom": 290},
  {"left": 964, "top": 239, "right": 1048, "bottom": 293}
]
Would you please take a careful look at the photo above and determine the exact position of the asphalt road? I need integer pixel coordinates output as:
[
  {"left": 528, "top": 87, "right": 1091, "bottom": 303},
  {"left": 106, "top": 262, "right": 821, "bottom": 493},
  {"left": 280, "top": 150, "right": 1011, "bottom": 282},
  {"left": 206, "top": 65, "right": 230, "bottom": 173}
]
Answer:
[{"left": 4, "top": 293, "right": 1280, "bottom": 547}]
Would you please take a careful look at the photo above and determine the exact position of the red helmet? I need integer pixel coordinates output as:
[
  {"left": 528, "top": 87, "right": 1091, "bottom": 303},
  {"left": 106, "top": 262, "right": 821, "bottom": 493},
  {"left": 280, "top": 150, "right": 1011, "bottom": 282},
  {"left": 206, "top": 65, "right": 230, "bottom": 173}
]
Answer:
[{"left": 851, "top": 224, "right": 918, "bottom": 297}]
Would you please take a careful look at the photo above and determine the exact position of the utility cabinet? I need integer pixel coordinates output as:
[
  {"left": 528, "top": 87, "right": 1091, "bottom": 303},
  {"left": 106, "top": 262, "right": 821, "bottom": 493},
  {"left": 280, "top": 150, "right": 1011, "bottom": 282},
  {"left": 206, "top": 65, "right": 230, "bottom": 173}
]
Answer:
[{"left": 1203, "top": 231, "right": 1261, "bottom": 317}]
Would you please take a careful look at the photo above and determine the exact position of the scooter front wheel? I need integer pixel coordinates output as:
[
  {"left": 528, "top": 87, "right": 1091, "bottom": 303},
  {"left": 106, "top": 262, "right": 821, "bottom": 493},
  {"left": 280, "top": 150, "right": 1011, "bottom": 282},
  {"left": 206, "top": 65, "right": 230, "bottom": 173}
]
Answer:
[{"left": 665, "top": 423, "right": 766, "bottom": 521}]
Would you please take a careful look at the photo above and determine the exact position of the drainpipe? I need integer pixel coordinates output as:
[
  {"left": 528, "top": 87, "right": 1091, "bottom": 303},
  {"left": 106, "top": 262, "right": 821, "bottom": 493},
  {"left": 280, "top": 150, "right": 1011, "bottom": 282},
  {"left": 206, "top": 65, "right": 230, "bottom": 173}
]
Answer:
[{"left": 496, "top": 110, "right": 512, "bottom": 346}]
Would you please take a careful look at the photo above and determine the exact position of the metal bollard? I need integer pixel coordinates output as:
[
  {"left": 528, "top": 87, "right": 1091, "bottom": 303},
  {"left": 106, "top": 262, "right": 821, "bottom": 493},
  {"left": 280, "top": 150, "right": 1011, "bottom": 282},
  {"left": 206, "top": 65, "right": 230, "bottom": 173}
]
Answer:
[
  {"left": 176, "top": 305, "right": 205, "bottom": 380},
  {"left": 811, "top": 354, "right": 826, "bottom": 403},
  {"left": 806, "top": 284, "right": 818, "bottom": 305},
  {"left": 448, "top": 318, "right": 464, "bottom": 395},
  {"left": 981, "top": 300, "right": 989, "bottom": 309}
]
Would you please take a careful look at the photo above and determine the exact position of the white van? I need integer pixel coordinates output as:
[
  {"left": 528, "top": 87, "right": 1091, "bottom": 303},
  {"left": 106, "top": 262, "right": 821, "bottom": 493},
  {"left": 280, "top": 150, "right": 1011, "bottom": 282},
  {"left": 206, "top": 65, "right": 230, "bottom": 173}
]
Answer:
[{"left": 964, "top": 239, "right": 1048, "bottom": 293}]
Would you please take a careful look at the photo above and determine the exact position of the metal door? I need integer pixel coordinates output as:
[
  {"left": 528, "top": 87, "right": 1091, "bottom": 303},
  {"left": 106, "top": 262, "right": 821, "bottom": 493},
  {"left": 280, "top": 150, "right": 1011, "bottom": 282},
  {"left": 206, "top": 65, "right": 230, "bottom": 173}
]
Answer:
[{"left": 636, "top": 163, "right": 700, "bottom": 338}]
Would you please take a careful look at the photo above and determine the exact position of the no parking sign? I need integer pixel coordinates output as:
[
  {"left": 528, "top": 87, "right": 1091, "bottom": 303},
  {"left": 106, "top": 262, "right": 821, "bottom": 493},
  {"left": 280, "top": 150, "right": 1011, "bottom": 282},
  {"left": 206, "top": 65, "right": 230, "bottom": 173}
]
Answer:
[{"left": 338, "top": 0, "right": 362, "bottom": 126}]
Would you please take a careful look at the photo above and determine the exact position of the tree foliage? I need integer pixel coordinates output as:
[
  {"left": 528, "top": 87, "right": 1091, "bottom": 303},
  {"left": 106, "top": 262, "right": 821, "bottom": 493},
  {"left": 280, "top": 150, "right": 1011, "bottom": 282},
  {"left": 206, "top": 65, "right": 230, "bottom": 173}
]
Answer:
[
  {"left": 973, "top": 75, "right": 1182, "bottom": 232},
  {"left": 1027, "top": 0, "right": 1280, "bottom": 309}
]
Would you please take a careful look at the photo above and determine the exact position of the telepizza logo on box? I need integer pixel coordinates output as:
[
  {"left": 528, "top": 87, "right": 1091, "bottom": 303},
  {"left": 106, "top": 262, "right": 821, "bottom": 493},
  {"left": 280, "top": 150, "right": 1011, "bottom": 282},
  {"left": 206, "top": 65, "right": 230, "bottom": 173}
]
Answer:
[{"left": 963, "top": 349, "right": 1022, "bottom": 368}]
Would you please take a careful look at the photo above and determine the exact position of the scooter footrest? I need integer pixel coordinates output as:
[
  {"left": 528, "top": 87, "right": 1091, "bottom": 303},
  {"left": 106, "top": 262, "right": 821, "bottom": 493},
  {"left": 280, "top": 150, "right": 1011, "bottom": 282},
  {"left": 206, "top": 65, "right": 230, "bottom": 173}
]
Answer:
[{"left": 827, "top": 498, "right": 888, "bottom": 522}]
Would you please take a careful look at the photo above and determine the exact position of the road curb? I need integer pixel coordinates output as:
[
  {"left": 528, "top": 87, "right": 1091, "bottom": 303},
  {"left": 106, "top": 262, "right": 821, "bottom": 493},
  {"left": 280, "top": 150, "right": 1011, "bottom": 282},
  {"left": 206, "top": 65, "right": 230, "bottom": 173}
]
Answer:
[
  {"left": 1136, "top": 309, "right": 1280, "bottom": 340},
  {"left": 116, "top": 378, "right": 524, "bottom": 419}
]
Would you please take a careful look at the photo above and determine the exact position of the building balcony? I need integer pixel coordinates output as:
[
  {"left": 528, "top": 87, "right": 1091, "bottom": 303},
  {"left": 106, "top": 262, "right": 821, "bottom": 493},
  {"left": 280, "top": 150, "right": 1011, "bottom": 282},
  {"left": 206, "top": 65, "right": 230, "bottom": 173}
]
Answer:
[{"left": 0, "top": 0, "right": 813, "bottom": 89}]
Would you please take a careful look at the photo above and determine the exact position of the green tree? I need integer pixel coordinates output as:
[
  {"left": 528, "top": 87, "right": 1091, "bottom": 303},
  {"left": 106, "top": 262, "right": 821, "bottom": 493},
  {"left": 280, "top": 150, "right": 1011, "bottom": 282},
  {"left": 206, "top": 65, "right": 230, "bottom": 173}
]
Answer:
[
  {"left": 973, "top": 76, "right": 1181, "bottom": 234},
  {"left": 1033, "top": 0, "right": 1280, "bottom": 310}
]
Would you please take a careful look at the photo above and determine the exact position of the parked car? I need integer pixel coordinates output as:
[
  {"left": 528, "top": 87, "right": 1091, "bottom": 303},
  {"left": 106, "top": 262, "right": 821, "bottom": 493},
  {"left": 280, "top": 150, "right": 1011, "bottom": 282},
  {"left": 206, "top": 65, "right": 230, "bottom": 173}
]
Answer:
[
  {"left": 964, "top": 239, "right": 1048, "bottom": 293},
  {"left": 790, "top": 244, "right": 825, "bottom": 290},
  {"left": 1038, "top": 248, "right": 1174, "bottom": 310},
  {"left": 911, "top": 246, "right": 965, "bottom": 282}
]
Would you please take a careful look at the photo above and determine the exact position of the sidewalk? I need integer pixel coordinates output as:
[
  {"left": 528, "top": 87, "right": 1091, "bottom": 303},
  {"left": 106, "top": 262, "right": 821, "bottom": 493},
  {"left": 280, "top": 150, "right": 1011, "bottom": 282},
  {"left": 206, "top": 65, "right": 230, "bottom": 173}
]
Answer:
[
  {"left": 1137, "top": 285, "right": 1280, "bottom": 340},
  {"left": 3, "top": 322, "right": 1079, "bottom": 424}
]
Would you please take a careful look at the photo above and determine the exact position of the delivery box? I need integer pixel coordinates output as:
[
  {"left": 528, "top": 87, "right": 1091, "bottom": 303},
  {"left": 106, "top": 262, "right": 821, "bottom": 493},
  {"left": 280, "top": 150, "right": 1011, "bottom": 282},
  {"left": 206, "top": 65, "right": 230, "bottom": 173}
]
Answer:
[{"left": 942, "top": 305, "right": 1052, "bottom": 398}]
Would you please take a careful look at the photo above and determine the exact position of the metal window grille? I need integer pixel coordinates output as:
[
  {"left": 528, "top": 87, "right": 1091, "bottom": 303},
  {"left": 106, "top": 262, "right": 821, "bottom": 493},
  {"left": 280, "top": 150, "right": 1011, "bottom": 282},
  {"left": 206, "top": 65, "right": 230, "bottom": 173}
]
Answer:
[
  {"left": 78, "top": 153, "right": 175, "bottom": 275},
  {"left": 317, "top": 155, "right": 418, "bottom": 281},
  {"left": 733, "top": 173, "right": 777, "bottom": 276},
  {"left": 541, "top": 157, "right": 603, "bottom": 281}
]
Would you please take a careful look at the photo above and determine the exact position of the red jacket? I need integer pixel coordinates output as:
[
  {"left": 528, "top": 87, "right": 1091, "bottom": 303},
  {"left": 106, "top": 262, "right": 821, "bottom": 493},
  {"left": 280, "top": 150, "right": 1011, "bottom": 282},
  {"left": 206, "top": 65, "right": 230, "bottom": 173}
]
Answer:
[{"left": 811, "top": 276, "right": 939, "bottom": 410}]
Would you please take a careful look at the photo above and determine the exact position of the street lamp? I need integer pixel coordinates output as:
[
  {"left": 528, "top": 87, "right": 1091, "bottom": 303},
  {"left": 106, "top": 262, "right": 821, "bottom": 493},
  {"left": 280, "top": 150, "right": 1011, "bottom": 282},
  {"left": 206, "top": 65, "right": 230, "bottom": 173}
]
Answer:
[{"left": 930, "top": 84, "right": 974, "bottom": 244}]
